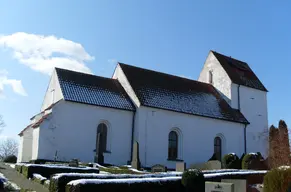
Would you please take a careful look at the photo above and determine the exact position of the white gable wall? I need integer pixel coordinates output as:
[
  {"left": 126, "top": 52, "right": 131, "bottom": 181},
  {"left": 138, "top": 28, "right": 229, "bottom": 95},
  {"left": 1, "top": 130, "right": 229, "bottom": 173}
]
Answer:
[
  {"left": 135, "top": 106, "right": 245, "bottom": 169},
  {"left": 41, "top": 69, "right": 63, "bottom": 111},
  {"left": 198, "top": 52, "right": 232, "bottom": 106},
  {"left": 36, "top": 100, "right": 134, "bottom": 165}
]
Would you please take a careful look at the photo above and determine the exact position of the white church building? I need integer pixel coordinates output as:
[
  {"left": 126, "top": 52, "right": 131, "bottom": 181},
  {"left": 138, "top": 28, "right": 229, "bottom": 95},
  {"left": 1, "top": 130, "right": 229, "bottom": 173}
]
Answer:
[{"left": 17, "top": 51, "right": 268, "bottom": 169}]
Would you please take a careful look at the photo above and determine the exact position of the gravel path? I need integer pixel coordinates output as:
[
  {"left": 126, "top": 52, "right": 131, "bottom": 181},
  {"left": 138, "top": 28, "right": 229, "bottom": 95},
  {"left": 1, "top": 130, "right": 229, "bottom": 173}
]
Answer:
[{"left": 0, "top": 163, "right": 48, "bottom": 192}]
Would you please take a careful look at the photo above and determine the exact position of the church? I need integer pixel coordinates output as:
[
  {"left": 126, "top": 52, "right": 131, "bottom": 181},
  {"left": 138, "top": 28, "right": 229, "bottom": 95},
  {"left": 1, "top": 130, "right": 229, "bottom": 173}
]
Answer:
[{"left": 17, "top": 51, "right": 269, "bottom": 169}]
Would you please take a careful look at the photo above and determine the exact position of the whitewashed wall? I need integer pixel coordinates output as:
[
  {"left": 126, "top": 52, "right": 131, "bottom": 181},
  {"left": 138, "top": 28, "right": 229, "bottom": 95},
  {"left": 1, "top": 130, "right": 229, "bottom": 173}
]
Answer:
[
  {"left": 238, "top": 85, "right": 268, "bottom": 157},
  {"left": 18, "top": 127, "right": 33, "bottom": 162},
  {"left": 41, "top": 69, "right": 63, "bottom": 111},
  {"left": 31, "top": 128, "right": 40, "bottom": 160},
  {"left": 37, "top": 100, "right": 134, "bottom": 165},
  {"left": 198, "top": 52, "right": 232, "bottom": 105},
  {"left": 135, "top": 106, "right": 245, "bottom": 169}
]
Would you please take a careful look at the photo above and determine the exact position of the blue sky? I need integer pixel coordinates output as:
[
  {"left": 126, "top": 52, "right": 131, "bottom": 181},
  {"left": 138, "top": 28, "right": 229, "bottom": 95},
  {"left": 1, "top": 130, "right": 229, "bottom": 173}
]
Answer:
[{"left": 0, "top": 1, "right": 290, "bottom": 139}]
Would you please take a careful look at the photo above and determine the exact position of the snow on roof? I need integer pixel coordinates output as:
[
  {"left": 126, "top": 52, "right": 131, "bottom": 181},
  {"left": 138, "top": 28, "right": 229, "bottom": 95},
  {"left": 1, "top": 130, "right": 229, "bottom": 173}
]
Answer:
[
  {"left": 119, "top": 63, "right": 248, "bottom": 124},
  {"left": 56, "top": 68, "right": 135, "bottom": 111}
]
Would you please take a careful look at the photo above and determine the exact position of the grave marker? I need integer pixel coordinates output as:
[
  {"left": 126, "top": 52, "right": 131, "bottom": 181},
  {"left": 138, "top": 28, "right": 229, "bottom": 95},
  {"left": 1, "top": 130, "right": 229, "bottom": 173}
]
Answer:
[
  {"left": 151, "top": 164, "right": 167, "bottom": 172},
  {"left": 131, "top": 141, "right": 141, "bottom": 170}
]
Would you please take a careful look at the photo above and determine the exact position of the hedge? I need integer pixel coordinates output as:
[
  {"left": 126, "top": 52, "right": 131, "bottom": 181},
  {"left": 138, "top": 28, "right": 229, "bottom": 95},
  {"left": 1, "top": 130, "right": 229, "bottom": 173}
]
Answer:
[
  {"left": 15, "top": 164, "right": 23, "bottom": 173},
  {"left": 65, "top": 177, "right": 184, "bottom": 192},
  {"left": 21, "top": 164, "right": 99, "bottom": 179},
  {"left": 50, "top": 172, "right": 182, "bottom": 192},
  {"left": 264, "top": 167, "right": 291, "bottom": 192},
  {"left": 182, "top": 169, "right": 205, "bottom": 192},
  {"left": 3, "top": 155, "right": 17, "bottom": 163}
]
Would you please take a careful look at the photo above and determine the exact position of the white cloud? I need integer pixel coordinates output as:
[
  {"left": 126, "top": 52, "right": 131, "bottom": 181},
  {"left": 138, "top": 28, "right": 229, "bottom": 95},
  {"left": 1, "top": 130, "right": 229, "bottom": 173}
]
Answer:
[
  {"left": 0, "top": 69, "right": 27, "bottom": 97},
  {"left": 0, "top": 32, "right": 94, "bottom": 75}
]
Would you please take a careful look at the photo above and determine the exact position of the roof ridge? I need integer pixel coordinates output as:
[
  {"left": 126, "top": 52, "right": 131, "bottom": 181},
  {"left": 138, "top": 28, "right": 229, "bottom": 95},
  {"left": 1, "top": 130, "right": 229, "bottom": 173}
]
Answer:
[
  {"left": 211, "top": 50, "right": 248, "bottom": 65},
  {"left": 55, "top": 67, "right": 116, "bottom": 81},
  {"left": 118, "top": 62, "right": 212, "bottom": 87}
]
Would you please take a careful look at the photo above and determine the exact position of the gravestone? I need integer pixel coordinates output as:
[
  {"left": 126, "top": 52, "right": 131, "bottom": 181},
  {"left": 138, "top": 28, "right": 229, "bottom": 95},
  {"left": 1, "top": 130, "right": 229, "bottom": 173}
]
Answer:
[
  {"left": 151, "top": 164, "right": 167, "bottom": 172},
  {"left": 205, "top": 181, "right": 234, "bottom": 192},
  {"left": 176, "top": 161, "right": 186, "bottom": 172},
  {"left": 131, "top": 141, "right": 141, "bottom": 170},
  {"left": 221, "top": 179, "right": 246, "bottom": 192},
  {"left": 69, "top": 158, "right": 79, "bottom": 167},
  {"left": 96, "top": 133, "right": 104, "bottom": 165}
]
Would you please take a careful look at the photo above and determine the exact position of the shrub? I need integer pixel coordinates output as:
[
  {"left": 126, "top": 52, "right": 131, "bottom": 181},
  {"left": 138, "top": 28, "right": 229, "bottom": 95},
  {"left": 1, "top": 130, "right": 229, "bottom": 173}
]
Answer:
[
  {"left": 222, "top": 153, "right": 241, "bottom": 169},
  {"left": 50, "top": 172, "right": 182, "bottom": 192},
  {"left": 66, "top": 177, "right": 184, "bottom": 192},
  {"left": 242, "top": 153, "right": 261, "bottom": 169},
  {"left": 264, "top": 166, "right": 291, "bottom": 192},
  {"left": 32, "top": 174, "right": 46, "bottom": 185},
  {"left": 3, "top": 155, "right": 17, "bottom": 163},
  {"left": 21, "top": 164, "right": 99, "bottom": 179},
  {"left": 182, "top": 169, "right": 205, "bottom": 192}
]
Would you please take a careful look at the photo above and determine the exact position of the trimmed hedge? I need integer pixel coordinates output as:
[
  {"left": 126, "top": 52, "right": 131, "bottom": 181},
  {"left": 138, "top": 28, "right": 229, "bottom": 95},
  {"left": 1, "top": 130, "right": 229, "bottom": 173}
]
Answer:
[
  {"left": 21, "top": 164, "right": 99, "bottom": 179},
  {"left": 182, "top": 169, "right": 205, "bottom": 192},
  {"left": 264, "top": 167, "right": 291, "bottom": 192},
  {"left": 15, "top": 164, "right": 23, "bottom": 173},
  {"left": 30, "top": 159, "right": 68, "bottom": 164},
  {"left": 65, "top": 177, "right": 184, "bottom": 192},
  {"left": 222, "top": 153, "right": 241, "bottom": 169},
  {"left": 50, "top": 172, "right": 182, "bottom": 192}
]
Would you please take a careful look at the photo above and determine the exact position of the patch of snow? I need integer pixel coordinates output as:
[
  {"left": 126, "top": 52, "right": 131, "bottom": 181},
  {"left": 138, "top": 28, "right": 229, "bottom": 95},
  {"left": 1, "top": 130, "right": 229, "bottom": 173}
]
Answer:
[
  {"left": 278, "top": 166, "right": 291, "bottom": 170},
  {"left": 0, "top": 173, "right": 7, "bottom": 183},
  {"left": 33, "top": 173, "right": 46, "bottom": 181},
  {"left": 68, "top": 176, "right": 181, "bottom": 186},
  {"left": 4, "top": 163, "right": 16, "bottom": 169},
  {"left": 128, "top": 168, "right": 146, "bottom": 173},
  {"left": 45, "top": 180, "right": 50, "bottom": 185},
  {"left": 99, "top": 171, "right": 110, "bottom": 174},
  {"left": 249, "top": 152, "right": 258, "bottom": 155},
  {"left": 204, "top": 170, "right": 267, "bottom": 178},
  {"left": 23, "top": 164, "right": 99, "bottom": 170},
  {"left": 122, "top": 165, "right": 132, "bottom": 168},
  {"left": 4, "top": 181, "right": 21, "bottom": 190}
]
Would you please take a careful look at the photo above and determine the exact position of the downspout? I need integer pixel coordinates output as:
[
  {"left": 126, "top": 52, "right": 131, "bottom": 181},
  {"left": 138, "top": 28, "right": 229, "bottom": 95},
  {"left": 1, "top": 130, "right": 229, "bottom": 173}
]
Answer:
[
  {"left": 130, "top": 110, "right": 136, "bottom": 162},
  {"left": 238, "top": 84, "right": 247, "bottom": 154}
]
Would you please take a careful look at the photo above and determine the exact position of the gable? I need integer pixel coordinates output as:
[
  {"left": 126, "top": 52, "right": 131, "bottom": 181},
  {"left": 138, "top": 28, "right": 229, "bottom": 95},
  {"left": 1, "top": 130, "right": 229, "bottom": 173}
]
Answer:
[
  {"left": 41, "top": 70, "right": 64, "bottom": 111},
  {"left": 212, "top": 51, "right": 267, "bottom": 92},
  {"left": 119, "top": 63, "right": 248, "bottom": 124}
]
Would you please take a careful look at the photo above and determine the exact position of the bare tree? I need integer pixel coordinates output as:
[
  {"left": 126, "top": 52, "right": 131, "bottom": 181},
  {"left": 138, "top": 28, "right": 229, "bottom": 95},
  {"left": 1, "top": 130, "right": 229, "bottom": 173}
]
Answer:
[
  {"left": 0, "top": 138, "right": 18, "bottom": 159},
  {"left": 0, "top": 115, "right": 5, "bottom": 133}
]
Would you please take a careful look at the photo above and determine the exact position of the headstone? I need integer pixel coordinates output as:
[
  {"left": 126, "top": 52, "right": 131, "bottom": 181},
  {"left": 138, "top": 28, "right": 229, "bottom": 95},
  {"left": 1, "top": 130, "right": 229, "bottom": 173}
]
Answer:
[
  {"left": 190, "top": 160, "right": 221, "bottom": 170},
  {"left": 205, "top": 181, "right": 234, "bottom": 192},
  {"left": 131, "top": 141, "right": 141, "bottom": 170},
  {"left": 176, "top": 161, "right": 186, "bottom": 172},
  {"left": 151, "top": 164, "right": 167, "bottom": 172},
  {"left": 221, "top": 179, "right": 246, "bottom": 192},
  {"left": 96, "top": 133, "right": 104, "bottom": 165},
  {"left": 69, "top": 158, "right": 79, "bottom": 167}
]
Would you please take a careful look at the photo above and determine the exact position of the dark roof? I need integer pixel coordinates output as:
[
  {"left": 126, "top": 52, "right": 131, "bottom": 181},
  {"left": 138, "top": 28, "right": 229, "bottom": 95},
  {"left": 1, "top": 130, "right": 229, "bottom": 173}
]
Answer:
[
  {"left": 55, "top": 68, "right": 135, "bottom": 111},
  {"left": 212, "top": 51, "right": 267, "bottom": 92},
  {"left": 118, "top": 63, "right": 249, "bottom": 124}
]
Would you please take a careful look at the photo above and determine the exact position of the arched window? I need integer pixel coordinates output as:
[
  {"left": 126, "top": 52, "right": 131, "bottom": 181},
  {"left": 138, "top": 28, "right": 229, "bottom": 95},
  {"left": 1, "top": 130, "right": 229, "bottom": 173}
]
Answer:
[
  {"left": 214, "top": 136, "right": 222, "bottom": 160},
  {"left": 168, "top": 131, "right": 178, "bottom": 159},
  {"left": 208, "top": 71, "right": 213, "bottom": 84},
  {"left": 97, "top": 123, "right": 108, "bottom": 153}
]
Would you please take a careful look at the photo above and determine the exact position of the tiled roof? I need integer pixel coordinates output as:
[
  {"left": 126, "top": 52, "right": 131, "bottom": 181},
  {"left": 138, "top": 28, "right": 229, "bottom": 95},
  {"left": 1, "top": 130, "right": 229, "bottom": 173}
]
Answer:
[
  {"left": 56, "top": 68, "right": 135, "bottom": 111},
  {"left": 119, "top": 63, "right": 249, "bottom": 124},
  {"left": 212, "top": 51, "right": 267, "bottom": 92}
]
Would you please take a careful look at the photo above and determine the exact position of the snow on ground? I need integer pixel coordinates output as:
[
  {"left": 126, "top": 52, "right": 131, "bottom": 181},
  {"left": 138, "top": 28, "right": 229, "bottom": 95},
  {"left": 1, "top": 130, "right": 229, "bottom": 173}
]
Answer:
[
  {"left": 33, "top": 174, "right": 46, "bottom": 181},
  {"left": 68, "top": 176, "right": 181, "bottom": 186},
  {"left": 0, "top": 172, "right": 21, "bottom": 191},
  {"left": 23, "top": 163, "right": 99, "bottom": 170},
  {"left": 204, "top": 170, "right": 267, "bottom": 178},
  {"left": 4, "top": 163, "right": 15, "bottom": 169},
  {"left": 278, "top": 165, "right": 291, "bottom": 170}
]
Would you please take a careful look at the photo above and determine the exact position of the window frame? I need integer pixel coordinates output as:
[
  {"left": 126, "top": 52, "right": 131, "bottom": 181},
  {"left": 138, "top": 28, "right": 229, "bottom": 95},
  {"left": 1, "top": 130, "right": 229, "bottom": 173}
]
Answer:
[{"left": 168, "top": 131, "right": 178, "bottom": 160}]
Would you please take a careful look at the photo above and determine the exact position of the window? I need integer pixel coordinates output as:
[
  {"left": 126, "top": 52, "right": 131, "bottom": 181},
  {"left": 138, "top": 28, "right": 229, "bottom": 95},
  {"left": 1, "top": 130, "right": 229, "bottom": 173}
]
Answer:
[
  {"left": 97, "top": 123, "right": 108, "bottom": 153},
  {"left": 214, "top": 136, "right": 222, "bottom": 160},
  {"left": 168, "top": 131, "right": 178, "bottom": 159},
  {"left": 208, "top": 71, "right": 213, "bottom": 84}
]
